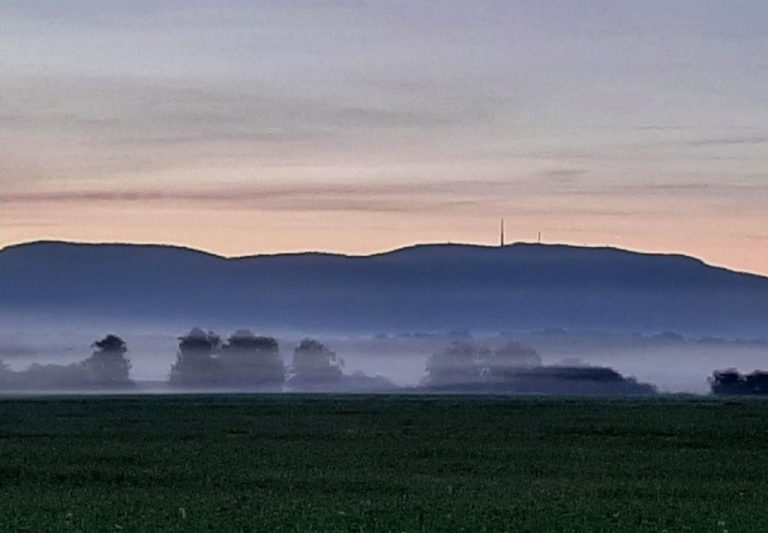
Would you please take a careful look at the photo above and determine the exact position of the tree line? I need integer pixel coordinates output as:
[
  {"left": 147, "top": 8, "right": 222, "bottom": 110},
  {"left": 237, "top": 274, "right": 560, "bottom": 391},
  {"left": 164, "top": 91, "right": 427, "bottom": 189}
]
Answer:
[
  {"left": 0, "top": 328, "right": 343, "bottom": 390},
  {"left": 423, "top": 340, "right": 656, "bottom": 395},
  {"left": 710, "top": 369, "right": 768, "bottom": 395},
  {"left": 0, "top": 334, "right": 131, "bottom": 390},
  {"left": 0, "top": 332, "right": 659, "bottom": 395},
  {"left": 169, "top": 328, "right": 342, "bottom": 388}
]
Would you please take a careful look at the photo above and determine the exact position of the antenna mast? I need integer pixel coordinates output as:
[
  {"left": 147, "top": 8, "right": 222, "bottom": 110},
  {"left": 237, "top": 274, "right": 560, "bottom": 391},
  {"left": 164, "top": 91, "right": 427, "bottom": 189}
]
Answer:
[{"left": 500, "top": 218, "right": 505, "bottom": 247}]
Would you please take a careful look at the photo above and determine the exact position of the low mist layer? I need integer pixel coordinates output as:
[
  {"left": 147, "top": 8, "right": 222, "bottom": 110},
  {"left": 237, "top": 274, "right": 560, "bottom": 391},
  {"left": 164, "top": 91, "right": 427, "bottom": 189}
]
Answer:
[
  {"left": 0, "top": 328, "right": 660, "bottom": 396},
  {"left": 2, "top": 325, "right": 766, "bottom": 395}
]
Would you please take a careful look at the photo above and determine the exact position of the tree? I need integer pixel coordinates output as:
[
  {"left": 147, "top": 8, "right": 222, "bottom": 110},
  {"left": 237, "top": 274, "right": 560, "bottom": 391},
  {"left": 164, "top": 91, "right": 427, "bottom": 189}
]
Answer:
[
  {"left": 219, "top": 329, "right": 285, "bottom": 388},
  {"left": 485, "top": 341, "right": 541, "bottom": 383},
  {"left": 424, "top": 342, "right": 488, "bottom": 387},
  {"left": 169, "top": 328, "right": 222, "bottom": 386},
  {"left": 82, "top": 334, "right": 131, "bottom": 387},
  {"left": 497, "top": 365, "right": 656, "bottom": 395},
  {"left": 290, "top": 339, "right": 342, "bottom": 388},
  {"left": 743, "top": 371, "right": 768, "bottom": 394},
  {"left": 710, "top": 369, "right": 743, "bottom": 395},
  {"left": 710, "top": 369, "right": 768, "bottom": 395},
  {"left": 0, "top": 359, "right": 14, "bottom": 388},
  {"left": 425, "top": 341, "right": 541, "bottom": 388}
]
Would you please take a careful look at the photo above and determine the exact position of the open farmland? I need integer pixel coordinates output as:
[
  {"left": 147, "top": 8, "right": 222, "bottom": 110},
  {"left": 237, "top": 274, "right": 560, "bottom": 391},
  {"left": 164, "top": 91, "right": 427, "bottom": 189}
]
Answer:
[{"left": 0, "top": 394, "right": 765, "bottom": 531}]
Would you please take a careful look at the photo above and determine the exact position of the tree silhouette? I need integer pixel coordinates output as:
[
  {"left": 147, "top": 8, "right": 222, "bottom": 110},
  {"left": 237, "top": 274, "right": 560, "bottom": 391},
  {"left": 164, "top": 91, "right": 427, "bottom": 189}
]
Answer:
[
  {"left": 485, "top": 341, "right": 541, "bottom": 383},
  {"left": 290, "top": 339, "right": 342, "bottom": 388},
  {"left": 170, "top": 328, "right": 222, "bottom": 386},
  {"left": 0, "top": 359, "right": 13, "bottom": 388},
  {"left": 426, "top": 341, "right": 541, "bottom": 388},
  {"left": 219, "top": 329, "right": 285, "bottom": 388},
  {"left": 82, "top": 334, "right": 131, "bottom": 386},
  {"left": 425, "top": 342, "right": 487, "bottom": 387},
  {"left": 710, "top": 369, "right": 768, "bottom": 395}
]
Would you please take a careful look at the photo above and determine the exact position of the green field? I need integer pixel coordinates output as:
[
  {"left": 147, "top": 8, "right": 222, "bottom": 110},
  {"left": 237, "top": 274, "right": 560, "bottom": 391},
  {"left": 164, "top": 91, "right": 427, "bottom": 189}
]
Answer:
[{"left": 0, "top": 395, "right": 765, "bottom": 532}]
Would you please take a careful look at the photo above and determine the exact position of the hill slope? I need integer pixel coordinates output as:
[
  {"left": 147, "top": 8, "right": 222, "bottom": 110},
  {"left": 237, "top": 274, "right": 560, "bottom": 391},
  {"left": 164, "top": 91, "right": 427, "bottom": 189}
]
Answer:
[{"left": 1, "top": 241, "right": 766, "bottom": 336}]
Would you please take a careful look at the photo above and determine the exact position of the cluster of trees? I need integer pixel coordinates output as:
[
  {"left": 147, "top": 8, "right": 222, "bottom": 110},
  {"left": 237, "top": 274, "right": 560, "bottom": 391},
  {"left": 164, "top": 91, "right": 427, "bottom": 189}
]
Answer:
[
  {"left": 425, "top": 341, "right": 542, "bottom": 387},
  {"left": 710, "top": 369, "right": 768, "bottom": 395},
  {"left": 500, "top": 366, "right": 657, "bottom": 396},
  {"left": 0, "top": 329, "right": 346, "bottom": 391},
  {"left": 0, "top": 335, "right": 131, "bottom": 390},
  {"left": 169, "top": 328, "right": 343, "bottom": 389},
  {"left": 424, "top": 341, "right": 656, "bottom": 395},
  {"left": 0, "top": 333, "right": 660, "bottom": 395}
]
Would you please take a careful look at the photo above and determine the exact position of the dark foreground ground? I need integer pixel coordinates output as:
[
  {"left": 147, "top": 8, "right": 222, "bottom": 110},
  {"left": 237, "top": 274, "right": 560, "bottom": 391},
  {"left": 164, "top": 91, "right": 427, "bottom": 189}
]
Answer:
[{"left": 0, "top": 395, "right": 765, "bottom": 532}]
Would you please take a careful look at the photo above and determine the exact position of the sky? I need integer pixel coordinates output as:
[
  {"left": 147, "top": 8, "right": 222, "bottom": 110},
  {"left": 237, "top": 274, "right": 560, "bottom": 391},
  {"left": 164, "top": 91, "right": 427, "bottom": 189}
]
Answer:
[{"left": 1, "top": 0, "right": 768, "bottom": 273}]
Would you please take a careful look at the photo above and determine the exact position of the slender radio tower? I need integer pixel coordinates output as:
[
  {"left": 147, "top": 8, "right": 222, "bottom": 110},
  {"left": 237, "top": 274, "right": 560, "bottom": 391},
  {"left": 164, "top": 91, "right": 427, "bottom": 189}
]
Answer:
[{"left": 500, "top": 218, "right": 505, "bottom": 247}]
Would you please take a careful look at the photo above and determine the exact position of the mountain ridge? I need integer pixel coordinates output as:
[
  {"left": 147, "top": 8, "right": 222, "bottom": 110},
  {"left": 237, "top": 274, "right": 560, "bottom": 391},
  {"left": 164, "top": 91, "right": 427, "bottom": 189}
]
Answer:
[
  {"left": 0, "top": 239, "right": 754, "bottom": 275},
  {"left": 2, "top": 240, "right": 766, "bottom": 336}
]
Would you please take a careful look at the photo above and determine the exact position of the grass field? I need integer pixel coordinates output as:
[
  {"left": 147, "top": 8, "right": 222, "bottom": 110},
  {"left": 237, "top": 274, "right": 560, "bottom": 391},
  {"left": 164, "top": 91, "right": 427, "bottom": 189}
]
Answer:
[{"left": 0, "top": 394, "right": 765, "bottom": 532}]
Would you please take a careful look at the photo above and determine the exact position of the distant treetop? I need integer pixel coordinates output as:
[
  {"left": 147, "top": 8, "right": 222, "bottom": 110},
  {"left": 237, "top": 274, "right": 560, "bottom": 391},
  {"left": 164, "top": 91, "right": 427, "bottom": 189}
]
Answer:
[
  {"left": 91, "top": 334, "right": 127, "bottom": 354},
  {"left": 179, "top": 328, "right": 221, "bottom": 352}
]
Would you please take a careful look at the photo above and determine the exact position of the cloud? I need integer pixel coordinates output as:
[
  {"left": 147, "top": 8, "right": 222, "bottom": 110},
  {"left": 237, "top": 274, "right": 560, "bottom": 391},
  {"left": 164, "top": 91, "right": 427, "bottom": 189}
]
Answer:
[
  {"left": 681, "top": 136, "right": 768, "bottom": 148},
  {"left": 6, "top": 176, "right": 715, "bottom": 217},
  {"left": 0, "top": 74, "right": 494, "bottom": 192},
  {"left": 539, "top": 168, "right": 587, "bottom": 182},
  {"left": 4, "top": 181, "right": 491, "bottom": 213},
  {"left": 0, "top": 76, "right": 451, "bottom": 146},
  {"left": 635, "top": 133, "right": 768, "bottom": 151}
]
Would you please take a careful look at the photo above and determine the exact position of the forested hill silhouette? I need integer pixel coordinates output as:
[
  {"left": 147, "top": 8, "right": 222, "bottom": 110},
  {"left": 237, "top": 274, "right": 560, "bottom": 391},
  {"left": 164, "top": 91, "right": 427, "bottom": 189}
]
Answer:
[{"left": 2, "top": 240, "right": 767, "bottom": 336}]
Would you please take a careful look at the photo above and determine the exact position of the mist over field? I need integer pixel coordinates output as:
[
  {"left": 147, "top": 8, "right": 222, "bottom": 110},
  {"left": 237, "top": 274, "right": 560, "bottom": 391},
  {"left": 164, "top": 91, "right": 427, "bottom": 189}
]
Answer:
[{"left": 2, "top": 318, "right": 766, "bottom": 394}]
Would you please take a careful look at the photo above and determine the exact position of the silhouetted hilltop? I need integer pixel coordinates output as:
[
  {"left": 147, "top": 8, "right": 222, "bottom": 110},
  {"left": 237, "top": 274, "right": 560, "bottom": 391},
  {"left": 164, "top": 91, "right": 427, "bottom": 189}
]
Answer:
[{"left": 2, "top": 241, "right": 767, "bottom": 336}]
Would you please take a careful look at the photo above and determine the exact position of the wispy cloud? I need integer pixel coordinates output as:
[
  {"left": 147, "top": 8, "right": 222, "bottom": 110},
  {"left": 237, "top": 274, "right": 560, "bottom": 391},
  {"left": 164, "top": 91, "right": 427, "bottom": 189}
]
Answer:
[
  {"left": 11, "top": 176, "right": 761, "bottom": 215},
  {"left": 539, "top": 168, "right": 587, "bottom": 182},
  {"left": 5, "top": 181, "right": 492, "bottom": 213},
  {"left": 680, "top": 136, "right": 768, "bottom": 147}
]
